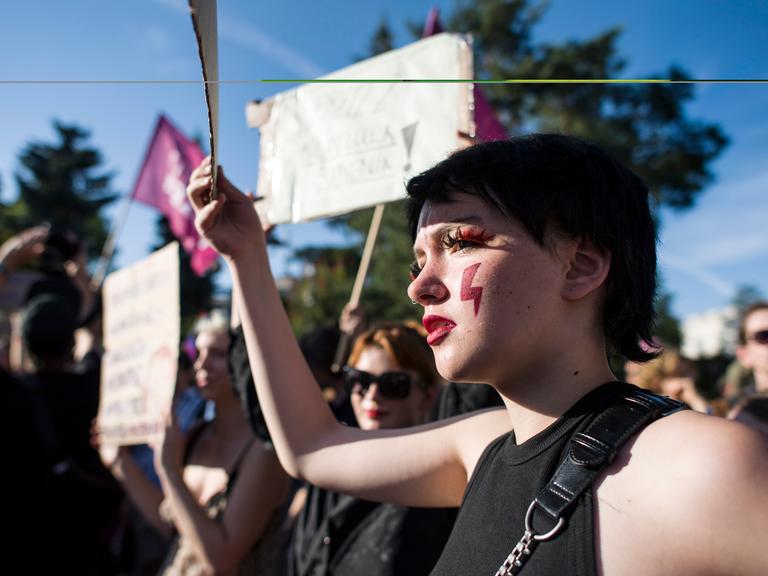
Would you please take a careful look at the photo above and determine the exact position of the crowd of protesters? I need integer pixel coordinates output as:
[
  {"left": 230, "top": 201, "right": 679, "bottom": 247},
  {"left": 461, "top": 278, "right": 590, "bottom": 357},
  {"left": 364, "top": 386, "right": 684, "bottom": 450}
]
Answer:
[{"left": 2, "top": 137, "right": 768, "bottom": 575}]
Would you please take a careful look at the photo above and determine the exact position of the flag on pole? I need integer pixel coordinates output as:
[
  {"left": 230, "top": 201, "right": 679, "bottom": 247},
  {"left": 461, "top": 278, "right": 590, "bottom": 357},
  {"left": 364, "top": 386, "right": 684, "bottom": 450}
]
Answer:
[
  {"left": 132, "top": 115, "right": 218, "bottom": 276},
  {"left": 423, "top": 7, "right": 508, "bottom": 142}
]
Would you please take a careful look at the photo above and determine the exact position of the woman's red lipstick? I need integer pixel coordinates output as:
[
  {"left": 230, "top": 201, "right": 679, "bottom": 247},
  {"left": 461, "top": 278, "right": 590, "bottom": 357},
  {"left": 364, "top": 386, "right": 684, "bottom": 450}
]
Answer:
[{"left": 423, "top": 315, "right": 457, "bottom": 346}]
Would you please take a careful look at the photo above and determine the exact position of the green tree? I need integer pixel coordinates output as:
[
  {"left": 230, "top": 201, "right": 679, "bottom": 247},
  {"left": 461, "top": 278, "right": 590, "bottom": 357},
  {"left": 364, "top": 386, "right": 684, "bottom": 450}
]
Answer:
[
  {"left": 6, "top": 121, "right": 118, "bottom": 258},
  {"left": 367, "top": 17, "right": 395, "bottom": 56},
  {"left": 446, "top": 1, "right": 728, "bottom": 209},
  {"left": 285, "top": 1, "right": 728, "bottom": 339},
  {"left": 285, "top": 245, "right": 360, "bottom": 336}
]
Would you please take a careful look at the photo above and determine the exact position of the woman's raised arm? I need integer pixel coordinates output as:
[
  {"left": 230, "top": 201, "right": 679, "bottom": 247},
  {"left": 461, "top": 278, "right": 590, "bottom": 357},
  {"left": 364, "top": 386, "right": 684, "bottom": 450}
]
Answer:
[{"left": 186, "top": 159, "right": 510, "bottom": 507}]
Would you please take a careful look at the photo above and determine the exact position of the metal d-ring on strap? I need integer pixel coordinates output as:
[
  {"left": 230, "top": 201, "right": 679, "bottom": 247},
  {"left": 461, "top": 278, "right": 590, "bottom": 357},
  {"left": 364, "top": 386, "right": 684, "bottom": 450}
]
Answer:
[
  {"left": 494, "top": 501, "right": 565, "bottom": 576},
  {"left": 493, "top": 387, "right": 687, "bottom": 576}
]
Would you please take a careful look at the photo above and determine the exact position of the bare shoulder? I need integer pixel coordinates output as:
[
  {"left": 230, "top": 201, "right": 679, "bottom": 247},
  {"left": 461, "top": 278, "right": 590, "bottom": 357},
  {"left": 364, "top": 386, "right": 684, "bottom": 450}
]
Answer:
[
  {"left": 631, "top": 410, "right": 768, "bottom": 486},
  {"left": 596, "top": 411, "right": 768, "bottom": 574},
  {"left": 448, "top": 407, "right": 512, "bottom": 479},
  {"left": 605, "top": 410, "right": 768, "bottom": 506}
]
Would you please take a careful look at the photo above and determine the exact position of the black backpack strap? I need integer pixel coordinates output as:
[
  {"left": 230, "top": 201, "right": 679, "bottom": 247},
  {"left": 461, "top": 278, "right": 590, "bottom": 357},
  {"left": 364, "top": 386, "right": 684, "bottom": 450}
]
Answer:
[
  {"left": 534, "top": 389, "right": 686, "bottom": 523},
  {"left": 494, "top": 388, "right": 687, "bottom": 576}
]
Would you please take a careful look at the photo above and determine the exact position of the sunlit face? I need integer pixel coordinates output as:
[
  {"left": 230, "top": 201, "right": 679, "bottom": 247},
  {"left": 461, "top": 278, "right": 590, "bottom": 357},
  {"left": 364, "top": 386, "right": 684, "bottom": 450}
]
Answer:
[
  {"left": 193, "top": 328, "right": 231, "bottom": 401},
  {"left": 349, "top": 346, "right": 434, "bottom": 431},
  {"left": 407, "top": 193, "right": 570, "bottom": 386},
  {"left": 738, "top": 309, "right": 768, "bottom": 382}
]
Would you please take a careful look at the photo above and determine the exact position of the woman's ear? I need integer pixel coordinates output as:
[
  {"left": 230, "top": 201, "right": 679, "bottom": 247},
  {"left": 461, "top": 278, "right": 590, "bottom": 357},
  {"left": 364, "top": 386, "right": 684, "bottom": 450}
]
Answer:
[{"left": 562, "top": 238, "right": 611, "bottom": 301}]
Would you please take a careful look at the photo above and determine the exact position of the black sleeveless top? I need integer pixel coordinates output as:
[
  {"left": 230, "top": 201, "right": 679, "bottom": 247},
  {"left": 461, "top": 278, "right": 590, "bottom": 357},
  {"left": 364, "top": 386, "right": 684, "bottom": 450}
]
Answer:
[{"left": 431, "top": 382, "right": 640, "bottom": 576}]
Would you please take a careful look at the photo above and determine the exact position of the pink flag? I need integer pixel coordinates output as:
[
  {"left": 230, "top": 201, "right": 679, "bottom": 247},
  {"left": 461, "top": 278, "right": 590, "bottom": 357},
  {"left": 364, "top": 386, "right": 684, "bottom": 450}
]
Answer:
[
  {"left": 422, "top": 7, "right": 507, "bottom": 142},
  {"left": 132, "top": 115, "right": 218, "bottom": 276}
]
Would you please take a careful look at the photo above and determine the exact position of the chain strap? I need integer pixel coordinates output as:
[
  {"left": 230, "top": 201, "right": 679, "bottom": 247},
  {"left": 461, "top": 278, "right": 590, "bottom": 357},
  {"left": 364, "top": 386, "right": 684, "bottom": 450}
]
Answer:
[
  {"left": 493, "top": 501, "right": 565, "bottom": 576},
  {"left": 494, "top": 529, "right": 537, "bottom": 576}
]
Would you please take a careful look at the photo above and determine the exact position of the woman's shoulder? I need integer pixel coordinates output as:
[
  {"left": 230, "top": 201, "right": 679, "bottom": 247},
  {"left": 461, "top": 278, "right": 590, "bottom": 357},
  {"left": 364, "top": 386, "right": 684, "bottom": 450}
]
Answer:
[
  {"left": 595, "top": 410, "right": 768, "bottom": 573},
  {"left": 442, "top": 407, "right": 512, "bottom": 481},
  {"left": 597, "top": 409, "right": 768, "bottom": 522}
]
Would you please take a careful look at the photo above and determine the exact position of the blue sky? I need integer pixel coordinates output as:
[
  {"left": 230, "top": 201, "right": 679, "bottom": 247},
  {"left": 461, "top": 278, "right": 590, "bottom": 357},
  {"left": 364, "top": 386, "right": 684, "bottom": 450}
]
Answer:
[{"left": 1, "top": 0, "right": 766, "bottom": 320}]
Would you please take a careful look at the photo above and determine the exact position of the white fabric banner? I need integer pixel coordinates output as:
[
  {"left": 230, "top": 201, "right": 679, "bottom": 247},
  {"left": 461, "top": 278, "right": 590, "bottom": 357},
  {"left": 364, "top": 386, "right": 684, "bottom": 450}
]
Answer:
[{"left": 247, "top": 33, "right": 474, "bottom": 223}]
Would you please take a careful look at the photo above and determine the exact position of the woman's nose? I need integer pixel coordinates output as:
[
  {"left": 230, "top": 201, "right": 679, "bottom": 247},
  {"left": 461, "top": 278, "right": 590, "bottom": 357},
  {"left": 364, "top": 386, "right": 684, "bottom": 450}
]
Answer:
[
  {"left": 363, "top": 382, "right": 381, "bottom": 402},
  {"left": 407, "top": 262, "right": 450, "bottom": 307}
]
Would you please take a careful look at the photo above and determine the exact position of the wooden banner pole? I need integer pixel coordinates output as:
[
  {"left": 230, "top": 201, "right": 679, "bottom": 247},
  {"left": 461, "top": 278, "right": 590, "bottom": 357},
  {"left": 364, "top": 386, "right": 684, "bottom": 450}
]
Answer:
[{"left": 330, "top": 203, "right": 385, "bottom": 373}]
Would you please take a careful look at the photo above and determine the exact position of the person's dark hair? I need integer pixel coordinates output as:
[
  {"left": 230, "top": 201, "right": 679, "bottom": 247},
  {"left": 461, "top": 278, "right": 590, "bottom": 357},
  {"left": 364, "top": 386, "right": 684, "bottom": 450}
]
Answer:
[
  {"left": 406, "top": 134, "right": 658, "bottom": 362},
  {"left": 21, "top": 294, "right": 78, "bottom": 367},
  {"left": 229, "top": 325, "right": 272, "bottom": 443},
  {"left": 299, "top": 325, "right": 341, "bottom": 376},
  {"left": 40, "top": 224, "right": 82, "bottom": 277},
  {"left": 25, "top": 276, "right": 81, "bottom": 317},
  {"left": 738, "top": 301, "right": 768, "bottom": 344}
]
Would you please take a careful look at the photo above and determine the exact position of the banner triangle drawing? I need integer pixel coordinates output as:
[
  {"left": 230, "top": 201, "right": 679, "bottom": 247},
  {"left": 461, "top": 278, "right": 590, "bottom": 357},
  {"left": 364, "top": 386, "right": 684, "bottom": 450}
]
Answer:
[{"left": 402, "top": 121, "right": 418, "bottom": 171}]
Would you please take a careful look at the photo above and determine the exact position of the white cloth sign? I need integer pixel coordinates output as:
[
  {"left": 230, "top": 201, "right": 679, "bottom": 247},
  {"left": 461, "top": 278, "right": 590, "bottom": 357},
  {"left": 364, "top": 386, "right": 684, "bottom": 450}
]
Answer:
[{"left": 247, "top": 33, "right": 473, "bottom": 223}]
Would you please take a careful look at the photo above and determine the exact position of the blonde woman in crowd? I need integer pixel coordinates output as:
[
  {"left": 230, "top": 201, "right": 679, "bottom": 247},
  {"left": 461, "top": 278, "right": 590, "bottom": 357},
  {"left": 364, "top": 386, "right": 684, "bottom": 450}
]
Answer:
[{"left": 101, "top": 312, "right": 289, "bottom": 575}]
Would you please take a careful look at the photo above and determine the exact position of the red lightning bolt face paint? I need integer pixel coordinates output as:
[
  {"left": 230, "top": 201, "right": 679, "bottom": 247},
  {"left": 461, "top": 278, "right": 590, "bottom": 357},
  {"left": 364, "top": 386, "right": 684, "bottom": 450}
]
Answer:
[{"left": 461, "top": 262, "right": 483, "bottom": 316}]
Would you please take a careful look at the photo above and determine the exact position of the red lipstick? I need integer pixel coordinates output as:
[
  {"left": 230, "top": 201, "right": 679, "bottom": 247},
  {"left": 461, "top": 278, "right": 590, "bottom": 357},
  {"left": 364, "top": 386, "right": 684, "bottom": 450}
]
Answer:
[{"left": 423, "top": 315, "right": 457, "bottom": 346}]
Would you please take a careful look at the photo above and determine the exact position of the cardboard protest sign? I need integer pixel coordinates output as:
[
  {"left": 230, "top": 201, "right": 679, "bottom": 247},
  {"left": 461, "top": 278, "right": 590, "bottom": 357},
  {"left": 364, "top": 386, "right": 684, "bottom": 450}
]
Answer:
[
  {"left": 98, "top": 243, "right": 180, "bottom": 445},
  {"left": 246, "top": 32, "right": 473, "bottom": 224},
  {"left": 189, "top": 0, "right": 219, "bottom": 197}
]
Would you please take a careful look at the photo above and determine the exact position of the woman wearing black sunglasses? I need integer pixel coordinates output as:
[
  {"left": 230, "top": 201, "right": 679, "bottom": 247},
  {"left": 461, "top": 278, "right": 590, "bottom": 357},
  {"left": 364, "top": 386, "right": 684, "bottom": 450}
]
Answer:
[
  {"left": 289, "top": 323, "right": 456, "bottom": 575},
  {"left": 344, "top": 323, "right": 439, "bottom": 431}
]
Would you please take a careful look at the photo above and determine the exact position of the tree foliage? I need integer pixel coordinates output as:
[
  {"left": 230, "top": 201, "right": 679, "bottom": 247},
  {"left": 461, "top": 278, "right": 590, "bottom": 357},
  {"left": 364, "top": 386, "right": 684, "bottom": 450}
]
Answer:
[
  {"left": 2, "top": 121, "right": 118, "bottom": 259},
  {"left": 285, "top": 244, "right": 359, "bottom": 336},
  {"left": 447, "top": 0, "right": 728, "bottom": 209}
]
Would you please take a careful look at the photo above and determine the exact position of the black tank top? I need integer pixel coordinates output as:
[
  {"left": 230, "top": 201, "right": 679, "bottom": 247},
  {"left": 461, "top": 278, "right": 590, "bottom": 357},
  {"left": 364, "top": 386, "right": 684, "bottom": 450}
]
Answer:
[{"left": 430, "top": 382, "right": 639, "bottom": 576}]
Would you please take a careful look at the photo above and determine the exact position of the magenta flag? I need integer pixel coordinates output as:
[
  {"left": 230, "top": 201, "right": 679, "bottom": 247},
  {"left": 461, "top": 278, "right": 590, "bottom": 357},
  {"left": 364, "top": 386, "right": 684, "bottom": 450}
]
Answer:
[
  {"left": 132, "top": 115, "right": 218, "bottom": 276},
  {"left": 472, "top": 88, "right": 508, "bottom": 142},
  {"left": 422, "top": 7, "right": 507, "bottom": 142}
]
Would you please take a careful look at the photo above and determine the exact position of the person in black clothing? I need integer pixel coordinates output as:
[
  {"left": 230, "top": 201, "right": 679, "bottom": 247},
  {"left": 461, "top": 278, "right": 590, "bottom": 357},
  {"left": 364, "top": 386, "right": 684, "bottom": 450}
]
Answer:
[
  {"left": 20, "top": 293, "right": 123, "bottom": 574},
  {"left": 290, "top": 323, "right": 456, "bottom": 576},
  {"left": 1, "top": 225, "right": 122, "bottom": 574},
  {"left": 187, "top": 136, "right": 768, "bottom": 575},
  {"left": 1, "top": 363, "right": 54, "bottom": 573}
]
